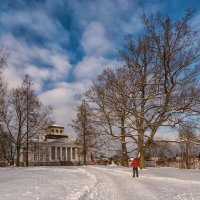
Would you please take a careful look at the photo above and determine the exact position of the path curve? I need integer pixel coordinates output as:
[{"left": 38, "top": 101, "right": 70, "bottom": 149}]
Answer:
[{"left": 82, "top": 166, "right": 159, "bottom": 200}]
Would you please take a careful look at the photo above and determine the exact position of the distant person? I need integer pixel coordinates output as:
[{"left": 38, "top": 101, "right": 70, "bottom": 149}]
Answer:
[{"left": 132, "top": 158, "right": 139, "bottom": 177}]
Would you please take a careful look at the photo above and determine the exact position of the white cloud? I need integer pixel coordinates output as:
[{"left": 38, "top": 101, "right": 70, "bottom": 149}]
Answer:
[
  {"left": 81, "top": 21, "right": 113, "bottom": 56},
  {"left": 3, "top": 66, "right": 22, "bottom": 89},
  {"left": 74, "top": 56, "right": 121, "bottom": 80},
  {"left": 24, "top": 65, "right": 50, "bottom": 80},
  {"left": 0, "top": 9, "right": 69, "bottom": 44},
  {"left": 72, "top": 0, "right": 144, "bottom": 39},
  {"left": 1, "top": 34, "right": 71, "bottom": 92},
  {"left": 39, "top": 81, "right": 88, "bottom": 137}
]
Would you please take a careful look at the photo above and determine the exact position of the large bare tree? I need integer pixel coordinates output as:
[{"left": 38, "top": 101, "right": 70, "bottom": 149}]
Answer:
[
  {"left": 70, "top": 10, "right": 200, "bottom": 169},
  {"left": 120, "top": 9, "right": 200, "bottom": 168}
]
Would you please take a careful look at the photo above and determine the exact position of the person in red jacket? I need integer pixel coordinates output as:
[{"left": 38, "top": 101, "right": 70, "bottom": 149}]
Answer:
[{"left": 132, "top": 158, "right": 139, "bottom": 177}]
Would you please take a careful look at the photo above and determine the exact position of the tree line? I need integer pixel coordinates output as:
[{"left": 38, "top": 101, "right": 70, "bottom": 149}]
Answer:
[{"left": 70, "top": 9, "right": 200, "bottom": 169}]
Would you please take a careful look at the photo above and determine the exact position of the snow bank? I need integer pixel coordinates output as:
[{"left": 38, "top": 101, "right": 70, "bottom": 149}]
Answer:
[{"left": 0, "top": 166, "right": 97, "bottom": 200}]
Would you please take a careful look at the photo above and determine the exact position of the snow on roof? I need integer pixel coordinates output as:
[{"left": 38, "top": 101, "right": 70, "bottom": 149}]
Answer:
[
  {"left": 51, "top": 124, "right": 61, "bottom": 127},
  {"left": 49, "top": 124, "right": 64, "bottom": 128}
]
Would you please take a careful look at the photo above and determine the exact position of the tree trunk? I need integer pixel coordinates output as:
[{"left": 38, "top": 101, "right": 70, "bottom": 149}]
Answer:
[
  {"left": 138, "top": 143, "right": 145, "bottom": 169},
  {"left": 83, "top": 132, "right": 87, "bottom": 165},
  {"left": 138, "top": 130, "right": 145, "bottom": 169},
  {"left": 121, "top": 142, "right": 128, "bottom": 167},
  {"left": 138, "top": 150, "right": 145, "bottom": 169},
  {"left": 185, "top": 141, "right": 191, "bottom": 169},
  {"left": 121, "top": 117, "right": 128, "bottom": 167},
  {"left": 83, "top": 142, "right": 87, "bottom": 165},
  {"left": 16, "top": 145, "right": 21, "bottom": 167}
]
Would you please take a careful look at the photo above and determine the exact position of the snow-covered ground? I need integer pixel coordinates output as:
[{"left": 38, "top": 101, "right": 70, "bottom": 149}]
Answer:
[{"left": 0, "top": 165, "right": 200, "bottom": 200}]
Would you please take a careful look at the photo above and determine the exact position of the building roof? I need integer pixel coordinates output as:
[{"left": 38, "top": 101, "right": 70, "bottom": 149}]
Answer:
[{"left": 48, "top": 124, "right": 64, "bottom": 129}]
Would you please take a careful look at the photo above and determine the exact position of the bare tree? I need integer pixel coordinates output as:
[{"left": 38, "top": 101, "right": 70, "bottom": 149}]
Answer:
[
  {"left": 0, "top": 48, "right": 9, "bottom": 116},
  {"left": 179, "top": 125, "right": 197, "bottom": 168},
  {"left": 85, "top": 67, "right": 133, "bottom": 167},
  {"left": 0, "top": 49, "right": 10, "bottom": 165},
  {"left": 120, "top": 10, "right": 200, "bottom": 168},
  {"left": 70, "top": 100, "right": 96, "bottom": 165},
  {"left": 0, "top": 48, "right": 9, "bottom": 74},
  {"left": 0, "top": 77, "right": 53, "bottom": 166},
  {"left": 0, "top": 127, "right": 15, "bottom": 165}
]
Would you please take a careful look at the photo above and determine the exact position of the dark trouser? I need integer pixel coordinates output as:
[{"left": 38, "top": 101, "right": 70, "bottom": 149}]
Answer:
[{"left": 133, "top": 167, "right": 138, "bottom": 177}]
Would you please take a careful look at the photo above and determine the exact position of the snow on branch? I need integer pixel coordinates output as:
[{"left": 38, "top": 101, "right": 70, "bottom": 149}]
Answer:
[{"left": 153, "top": 139, "right": 200, "bottom": 145}]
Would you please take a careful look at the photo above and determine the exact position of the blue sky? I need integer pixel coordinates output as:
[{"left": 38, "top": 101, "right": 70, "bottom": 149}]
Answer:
[{"left": 1, "top": 0, "right": 200, "bottom": 136}]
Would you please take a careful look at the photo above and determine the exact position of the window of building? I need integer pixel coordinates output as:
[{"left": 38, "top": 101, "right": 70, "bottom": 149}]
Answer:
[
  {"left": 56, "top": 129, "right": 58, "bottom": 133},
  {"left": 34, "top": 154, "right": 37, "bottom": 162},
  {"left": 60, "top": 130, "right": 63, "bottom": 133},
  {"left": 33, "top": 144, "right": 37, "bottom": 152},
  {"left": 40, "top": 154, "right": 43, "bottom": 161},
  {"left": 46, "top": 153, "right": 49, "bottom": 162},
  {"left": 52, "top": 129, "right": 54, "bottom": 133}
]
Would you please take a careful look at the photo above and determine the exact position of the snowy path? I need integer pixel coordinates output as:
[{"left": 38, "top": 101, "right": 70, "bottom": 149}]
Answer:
[
  {"left": 83, "top": 166, "right": 200, "bottom": 200},
  {"left": 83, "top": 166, "right": 159, "bottom": 200},
  {"left": 0, "top": 166, "right": 200, "bottom": 200}
]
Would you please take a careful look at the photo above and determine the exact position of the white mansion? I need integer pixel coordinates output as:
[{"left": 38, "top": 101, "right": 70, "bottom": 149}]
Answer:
[{"left": 20, "top": 124, "right": 90, "bottom": 166}]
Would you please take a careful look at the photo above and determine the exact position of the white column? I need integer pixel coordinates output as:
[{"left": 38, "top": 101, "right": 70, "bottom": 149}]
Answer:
[
  {"left": 70, "top": 147, "right": 73, "bottom": 161},
  {"left": 75, "top": 148, "right": 77, "bottom": 160},
  {"left": 65, "top": 147, "right": 68, "bottom": 161},
  {"left": 67, "top": 147, "right": 70, "bottom": 161},
  {"left": 60, "top": 147, "right": 62, "bottom": 161},
  {"left": 69, "top": 147, "right": 71, "bottom": 161}
]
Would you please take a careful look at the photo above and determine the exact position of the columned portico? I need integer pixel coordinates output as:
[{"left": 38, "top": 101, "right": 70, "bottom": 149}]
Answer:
[
  {"left": 49, "top": 146, "right": 79, "bottom": 162},
  {"left": 47, "top": 145, "right": 83, "bottom": 165}
]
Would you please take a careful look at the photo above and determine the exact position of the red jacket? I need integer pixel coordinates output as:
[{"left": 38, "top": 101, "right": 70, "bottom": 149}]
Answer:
[{"left": 132, "top": 159, "right": 138, "bottom": 168}]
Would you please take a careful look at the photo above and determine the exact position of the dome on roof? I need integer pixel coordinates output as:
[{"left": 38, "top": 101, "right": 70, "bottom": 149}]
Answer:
[
  {"left": 51, "top": 124, "right": 60, "bottom": 127},
  {"left": 48, "top": 124, "right": 64, "bottom": 129}
]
